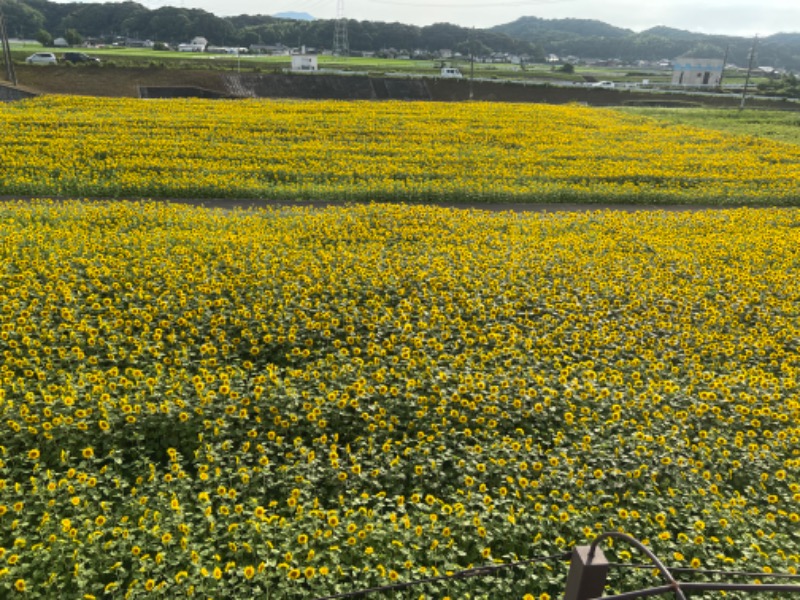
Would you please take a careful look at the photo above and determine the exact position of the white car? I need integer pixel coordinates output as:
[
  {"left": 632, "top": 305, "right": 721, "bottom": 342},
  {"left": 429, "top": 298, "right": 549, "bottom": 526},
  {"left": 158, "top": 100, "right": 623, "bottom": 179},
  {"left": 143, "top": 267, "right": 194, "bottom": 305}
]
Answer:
[
  {"left": 591, "top": 80, "right": 615, "bottom": 89},
  {"left": 440, "top": 67, "right": 463, "bottom": 79},
  {"left": 25, "top": 52, "right": 58, "bottom": 65}
]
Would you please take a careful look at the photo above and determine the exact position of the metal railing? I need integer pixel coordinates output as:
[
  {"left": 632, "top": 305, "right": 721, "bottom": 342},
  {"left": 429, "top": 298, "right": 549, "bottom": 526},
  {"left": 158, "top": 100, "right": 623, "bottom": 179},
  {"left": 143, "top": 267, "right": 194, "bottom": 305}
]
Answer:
[
  {"left": 565, "top": 532, "right": 800, "bottom": 600},
  {"left": 301, "top": 531, "right": 800, "bottom": 600}
]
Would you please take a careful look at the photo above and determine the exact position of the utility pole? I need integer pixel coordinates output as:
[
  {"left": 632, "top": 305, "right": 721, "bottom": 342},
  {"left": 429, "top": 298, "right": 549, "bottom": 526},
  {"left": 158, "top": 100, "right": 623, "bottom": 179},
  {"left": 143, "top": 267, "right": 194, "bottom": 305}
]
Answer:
[
  {"left": 740, "top": 35, "right": 758, "bottom": 111},
  {"left": 719, "top": 43, "right": 729, "bottom": 90},
  {"left": 469, "top": 27, "right": 474, "bottom": 100},
  {"left": 0, "top": 12, "right": 18, "bottom": 86}
]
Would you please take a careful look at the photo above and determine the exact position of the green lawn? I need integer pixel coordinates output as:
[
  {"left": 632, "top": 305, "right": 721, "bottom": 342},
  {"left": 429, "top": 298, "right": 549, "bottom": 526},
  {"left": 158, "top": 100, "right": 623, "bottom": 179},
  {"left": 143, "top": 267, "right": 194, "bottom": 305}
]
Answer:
[{"left": 618, "top": 106, "right": 800, "bottom": 145}]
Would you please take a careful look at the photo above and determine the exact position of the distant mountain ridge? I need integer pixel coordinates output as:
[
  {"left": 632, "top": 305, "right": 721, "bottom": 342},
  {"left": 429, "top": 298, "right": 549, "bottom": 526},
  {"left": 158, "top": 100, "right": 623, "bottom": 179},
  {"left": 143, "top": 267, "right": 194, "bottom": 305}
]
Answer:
[
  {"left": 4, "top": 0, "right": 800, "bottom": 70},
  {"left": 490, "top": 16, "right": 800, "bottom": 70},
  {"left": 492, "top": 17, "right": 632, "bottom": 40}
]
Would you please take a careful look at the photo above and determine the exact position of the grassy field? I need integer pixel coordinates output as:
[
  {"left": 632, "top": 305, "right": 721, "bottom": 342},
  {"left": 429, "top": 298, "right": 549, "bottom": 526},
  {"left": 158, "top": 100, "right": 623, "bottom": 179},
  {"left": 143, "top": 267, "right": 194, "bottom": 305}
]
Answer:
[
  {"left": 9, "top": 41, "right": 557, "bottom": 79},
  {"left": 2, "top": 97, "right": 800, "bottom": 205},
  {"left": 620, "top": 107, "right": 800, "bottom": 145},
  {"left": 8, "top": 40, "right": 773, "bottom": 87}
]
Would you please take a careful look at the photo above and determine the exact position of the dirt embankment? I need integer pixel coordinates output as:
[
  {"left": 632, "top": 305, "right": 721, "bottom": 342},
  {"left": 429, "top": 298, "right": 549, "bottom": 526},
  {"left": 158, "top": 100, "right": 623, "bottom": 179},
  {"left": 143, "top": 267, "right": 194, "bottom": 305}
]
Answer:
[
  {"left": 8, "top": 65, "right": 232, "bottom": 98},
  {"left": 5, "top": 65, "right": 800, "bottom": 111}
]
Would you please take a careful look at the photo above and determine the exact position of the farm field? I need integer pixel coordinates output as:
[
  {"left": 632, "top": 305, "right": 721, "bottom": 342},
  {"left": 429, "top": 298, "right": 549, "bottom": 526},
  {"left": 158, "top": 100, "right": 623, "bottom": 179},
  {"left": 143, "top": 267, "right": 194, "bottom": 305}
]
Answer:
[
  {"left": 1, "top": 200, "right": 800, "bottom": 598},
  {"left": 11, "top": 41, "right": 778, "bottom": 90},
  {"left": 4, "top": 41, "right": 669, "bottom": 84},
  {"left": 621, "top": 107, "right": 800, "bottom": 146},
  {"left": 2, "top": 97, "right": 800, "bottom": 204}
]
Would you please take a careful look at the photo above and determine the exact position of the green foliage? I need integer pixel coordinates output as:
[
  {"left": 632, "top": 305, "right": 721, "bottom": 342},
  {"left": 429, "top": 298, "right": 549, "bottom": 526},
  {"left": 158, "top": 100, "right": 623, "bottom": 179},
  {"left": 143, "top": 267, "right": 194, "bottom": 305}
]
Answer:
[
  {"left": 0, "top": 0, "right": 45, "bottom": 37},
  {"left": 35, "top": 27, "right": 51, "bottom": 47},
  {"left": 11, "top": 0, "right": 799, "bottom": 69},
  {"left": 491, "top": 17, "right": 800, "bottom": 71},
  {"left": 2, "top": 201, "right": 800, "bottom": 598},
  {"left": 619, "top": 106, "right": 800, "bottom": 146},
  {"left": 63, "top": 27, "right": 82, "bottom": 46},
  {"left": 757, "top": 73, "right": 800, "bottom": 99}
]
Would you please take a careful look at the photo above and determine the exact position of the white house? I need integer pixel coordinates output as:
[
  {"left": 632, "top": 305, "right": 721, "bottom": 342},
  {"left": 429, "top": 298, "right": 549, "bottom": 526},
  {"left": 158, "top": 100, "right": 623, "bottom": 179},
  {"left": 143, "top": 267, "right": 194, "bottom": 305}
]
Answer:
[
  {"left": 291, "top": 55, "right": 318, "bottom": 71},
  {"left": 178, "top": 36, "right": 208, "bottom": 52}
]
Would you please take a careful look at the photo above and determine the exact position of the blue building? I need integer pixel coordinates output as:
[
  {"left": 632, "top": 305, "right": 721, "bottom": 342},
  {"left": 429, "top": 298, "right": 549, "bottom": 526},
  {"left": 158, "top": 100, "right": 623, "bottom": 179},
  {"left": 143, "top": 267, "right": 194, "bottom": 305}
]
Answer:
[{"left": 671, "top": 58, "right": 724, "bottom": 87}]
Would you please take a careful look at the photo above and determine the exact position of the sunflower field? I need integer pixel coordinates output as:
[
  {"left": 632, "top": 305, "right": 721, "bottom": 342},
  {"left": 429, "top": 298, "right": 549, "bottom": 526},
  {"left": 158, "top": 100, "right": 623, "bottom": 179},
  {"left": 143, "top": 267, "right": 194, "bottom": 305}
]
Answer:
[
  {"left": 2, "top": 96, "right": 800, "bottom": 204},
  {"left": 1, "top": 200, "right": 799, "bottom": 598}
]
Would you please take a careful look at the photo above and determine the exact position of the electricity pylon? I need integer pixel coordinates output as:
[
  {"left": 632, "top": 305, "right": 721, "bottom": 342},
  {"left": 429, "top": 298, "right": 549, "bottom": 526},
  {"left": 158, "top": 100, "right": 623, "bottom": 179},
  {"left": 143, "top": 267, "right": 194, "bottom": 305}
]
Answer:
[{"left": 333, "top": 0, "right": 348, "bottom": 56}]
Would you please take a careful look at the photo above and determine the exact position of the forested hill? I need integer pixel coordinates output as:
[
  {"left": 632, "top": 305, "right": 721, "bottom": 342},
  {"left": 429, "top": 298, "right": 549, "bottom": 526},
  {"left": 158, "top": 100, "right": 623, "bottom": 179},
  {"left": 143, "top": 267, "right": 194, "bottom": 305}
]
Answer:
[
  {"left": 492, "top": 17, "right": 800, "bottom": 70},
  {"left": 0, "top": 0, "right": 536, "bottom": 56},
  {"left": 2, "top": 0, "right": 799, "bottom": 69}
]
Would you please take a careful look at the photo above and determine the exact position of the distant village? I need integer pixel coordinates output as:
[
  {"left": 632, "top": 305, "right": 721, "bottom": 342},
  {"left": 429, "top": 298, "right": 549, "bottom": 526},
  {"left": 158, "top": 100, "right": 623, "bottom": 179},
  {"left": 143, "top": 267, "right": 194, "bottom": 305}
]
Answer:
[{"left": 70, "top": 34, "right": 786, "bottom": 86}]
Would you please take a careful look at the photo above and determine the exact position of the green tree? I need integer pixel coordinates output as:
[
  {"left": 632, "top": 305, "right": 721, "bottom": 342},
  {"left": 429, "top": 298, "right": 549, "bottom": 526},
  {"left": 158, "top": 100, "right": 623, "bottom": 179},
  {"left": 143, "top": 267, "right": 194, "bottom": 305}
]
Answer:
[
  {"left": 147, "top": 8, "right": 192, "bottom": 43},
  {"left": 454, "top": 38, "right": 490, "bottom": 58},
  {"left": 61, "top": 2, "right": 147, "bottom": 41},
  {"left": 190, "top": 10, "right": 235, "bottom": 45},
  {"left": 685, "top": 41, "right": 725, "bottom": 58},
  {"left": 0, "top": 0, "right": 45, "bottom": 38},
  {"left": 420, "top": 22, "right": 465, "bottom": 51},
  {"left": 236, "top": 30, "right": 262, "bottom": 47},
  {"left": 35, "top": 27, "right": 52, "bottom": 46},
  {"left": 63, "top": 27, "right": 83, "bottom": 46}
]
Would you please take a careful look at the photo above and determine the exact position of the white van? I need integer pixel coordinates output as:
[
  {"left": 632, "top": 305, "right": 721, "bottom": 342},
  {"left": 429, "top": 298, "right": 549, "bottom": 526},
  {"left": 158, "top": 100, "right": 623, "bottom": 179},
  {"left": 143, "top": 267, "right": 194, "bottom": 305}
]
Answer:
[{"left": 440, "top": 67, "right": 463, "bottom": 79}]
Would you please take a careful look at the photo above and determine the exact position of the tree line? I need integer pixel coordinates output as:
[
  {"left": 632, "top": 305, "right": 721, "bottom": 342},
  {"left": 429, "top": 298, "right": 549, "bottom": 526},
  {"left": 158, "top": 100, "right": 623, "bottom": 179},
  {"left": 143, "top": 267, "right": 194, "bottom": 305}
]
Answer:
[
  {"left": 2, "top": 0, "right": 799, "bottom": 70},
  {"left": 491, "top": 18, "right": 800, "bottom": 71},
  {"left": 0, "top": 0, "right": 540, "bottom": 57}
]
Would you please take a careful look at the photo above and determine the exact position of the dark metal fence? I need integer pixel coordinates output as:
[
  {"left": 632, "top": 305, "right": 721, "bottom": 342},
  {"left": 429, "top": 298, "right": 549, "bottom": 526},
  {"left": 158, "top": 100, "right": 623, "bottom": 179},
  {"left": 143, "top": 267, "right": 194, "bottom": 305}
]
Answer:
[
  {"left": 565, "top": 532, "right": 800, "bottom": 600},
  {"left": 307, "top": 531, "right": 800, "bottom": 600}
]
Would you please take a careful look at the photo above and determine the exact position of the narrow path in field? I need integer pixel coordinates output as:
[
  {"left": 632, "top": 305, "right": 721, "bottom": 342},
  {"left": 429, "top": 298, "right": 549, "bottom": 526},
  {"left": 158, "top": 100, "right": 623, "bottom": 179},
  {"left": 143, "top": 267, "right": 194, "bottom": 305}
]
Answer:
[
  {"left": 169, "top": 199, "right": 732, "bottom": 212},
  {"left": 0, "top": 197, "right": 735, "bottom": 212}
]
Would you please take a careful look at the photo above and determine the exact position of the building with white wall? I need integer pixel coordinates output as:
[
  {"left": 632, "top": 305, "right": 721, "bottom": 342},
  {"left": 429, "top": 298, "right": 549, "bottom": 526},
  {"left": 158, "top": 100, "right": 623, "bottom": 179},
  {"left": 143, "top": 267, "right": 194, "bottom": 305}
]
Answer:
[
  {"left": 291, "top": 55, "right": 318, "bottom": 71},
  {"left": 671, "top": 58, "right": 724, "bottom": 87}
]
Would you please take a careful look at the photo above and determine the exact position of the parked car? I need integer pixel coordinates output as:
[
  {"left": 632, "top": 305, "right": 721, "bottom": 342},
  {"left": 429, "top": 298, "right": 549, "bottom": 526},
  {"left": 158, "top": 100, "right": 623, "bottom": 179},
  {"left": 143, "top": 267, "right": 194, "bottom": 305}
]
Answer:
[
  {"left": 25, "top": 52, "right": 57, "bottom": 65},
  {"left": 440, "top": 67, "right": 463, "bottom": 79},
  {"left": 63, "top": 52, "right": 101, "bottom": 64}
]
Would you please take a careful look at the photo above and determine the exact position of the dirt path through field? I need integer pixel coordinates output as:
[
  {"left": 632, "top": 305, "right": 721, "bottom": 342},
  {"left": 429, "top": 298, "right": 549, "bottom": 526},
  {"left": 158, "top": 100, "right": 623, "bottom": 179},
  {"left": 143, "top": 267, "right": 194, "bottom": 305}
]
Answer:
[
  {"left": 151, "top": 199, "right": 742, "bottom": 213},
  {"left": 0, "top": 197, "right": 739, "bottom": 212}
]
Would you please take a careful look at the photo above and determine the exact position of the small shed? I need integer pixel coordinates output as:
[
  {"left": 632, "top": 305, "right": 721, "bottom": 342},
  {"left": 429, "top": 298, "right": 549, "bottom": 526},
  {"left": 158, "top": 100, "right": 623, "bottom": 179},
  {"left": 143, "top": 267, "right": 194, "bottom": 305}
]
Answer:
[
  {"left": 291, "top": 55, "right": 318, "bottom": 71},
  {"left": 671, "top": 58, "right": 724, "bottom": 86}
]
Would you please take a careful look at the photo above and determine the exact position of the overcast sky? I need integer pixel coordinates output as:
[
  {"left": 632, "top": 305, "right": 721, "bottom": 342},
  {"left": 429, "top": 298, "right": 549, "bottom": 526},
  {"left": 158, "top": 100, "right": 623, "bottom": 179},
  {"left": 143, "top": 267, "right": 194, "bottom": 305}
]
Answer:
[{"left": 129, "top": 0, "right": 797, "bottom": 37}]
